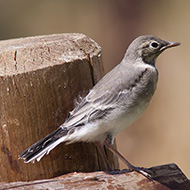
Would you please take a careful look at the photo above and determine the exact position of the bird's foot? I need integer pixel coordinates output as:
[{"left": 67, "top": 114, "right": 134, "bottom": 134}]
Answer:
[
  {"left": 127, "top": 165, "right": 155, "bottom": 179},
  {"left": 107, "top": 168, "right": 121, "bottom": 174}
]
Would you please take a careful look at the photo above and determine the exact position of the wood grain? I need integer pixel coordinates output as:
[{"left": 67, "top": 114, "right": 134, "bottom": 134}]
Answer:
[
  {"left": 0, "top": 164, "right": 189, "bottom": 190},
  {"left": 0, "top": 33, "right": 118, "bottom": 182}
]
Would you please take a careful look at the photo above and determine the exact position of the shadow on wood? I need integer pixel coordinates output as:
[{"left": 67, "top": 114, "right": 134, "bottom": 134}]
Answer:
[
  {"left": 0, "top": 164, "right": 189, "bottom": 190},
  {"left": 0, "top": 33, "right": 118, "bottom": 182}
]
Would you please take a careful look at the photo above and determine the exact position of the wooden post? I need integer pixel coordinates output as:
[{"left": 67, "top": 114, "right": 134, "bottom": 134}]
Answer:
[
  {"left": 0, "top": 33, "right": 119, "bottom": 182},
  {"left": 0, "top": 164, "right": 189, "bottom": 189}
]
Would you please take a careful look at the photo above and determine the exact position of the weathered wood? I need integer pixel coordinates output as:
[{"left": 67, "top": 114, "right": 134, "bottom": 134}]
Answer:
[
  {"left": 0, "top": 164, "right": 189, "bottom": 190},
  {"left": 0, "top": 33, "right": 119, "bottom": 182}
]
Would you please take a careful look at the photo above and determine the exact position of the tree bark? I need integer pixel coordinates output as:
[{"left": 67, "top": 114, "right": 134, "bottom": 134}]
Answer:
[{"left": 0, "top": 33, "right": 119, "bottom": 182}]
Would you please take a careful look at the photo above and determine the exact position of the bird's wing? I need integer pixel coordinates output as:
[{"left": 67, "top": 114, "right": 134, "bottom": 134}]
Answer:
[{"left": 63, "top": 63, "right": 148, "bottom": 128}]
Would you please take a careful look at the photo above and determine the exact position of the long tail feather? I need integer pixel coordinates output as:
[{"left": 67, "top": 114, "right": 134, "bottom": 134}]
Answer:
[{"left": 19, "top": 127, "right": 69, "bottom": 163}]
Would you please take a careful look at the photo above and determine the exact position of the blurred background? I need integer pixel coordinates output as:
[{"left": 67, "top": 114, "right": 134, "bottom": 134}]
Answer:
[{"left": 0, "top": 0, "right": 189, "bottom": 177}]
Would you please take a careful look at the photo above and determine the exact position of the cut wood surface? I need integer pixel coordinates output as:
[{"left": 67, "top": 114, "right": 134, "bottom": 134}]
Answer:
[
  {"left": 0, "top": 164, "right": 189, "bottom": 190},
  {"left": 0, "top": 33, "right": 118, "bottom": 182}
]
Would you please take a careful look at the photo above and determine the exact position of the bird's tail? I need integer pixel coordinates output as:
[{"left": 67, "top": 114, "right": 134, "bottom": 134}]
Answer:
[{"left": 19, "top": 127, "right": 69, "bottom": 163}]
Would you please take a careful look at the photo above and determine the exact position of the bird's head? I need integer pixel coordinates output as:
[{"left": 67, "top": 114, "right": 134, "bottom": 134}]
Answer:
[{"left": 125, "top": 35, "right": 180, "bottom": 65}]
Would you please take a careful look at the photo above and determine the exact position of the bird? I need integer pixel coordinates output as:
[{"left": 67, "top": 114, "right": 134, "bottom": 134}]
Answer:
[{"left": 19, "top": 35, "right": 180, "bottom": 177}]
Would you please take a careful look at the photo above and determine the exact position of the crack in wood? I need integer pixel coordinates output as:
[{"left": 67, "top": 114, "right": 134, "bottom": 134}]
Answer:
[{"left": 14, "top": 50, "right": 18, "bottom": 71}]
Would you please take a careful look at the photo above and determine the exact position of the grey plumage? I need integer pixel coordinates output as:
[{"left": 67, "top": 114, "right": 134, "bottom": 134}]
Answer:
[{"left": 19, "top": 35, "right": 180, "bottom": 176}]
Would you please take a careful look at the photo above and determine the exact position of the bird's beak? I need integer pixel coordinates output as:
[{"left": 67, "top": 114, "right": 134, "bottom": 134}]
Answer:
[{"left": 160, "top": 41, "right": 181, "bottom": 51}]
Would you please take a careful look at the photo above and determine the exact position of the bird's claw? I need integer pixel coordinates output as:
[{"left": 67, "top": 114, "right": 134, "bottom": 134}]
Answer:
[{"left": 127, "top": 166, "right": 155, "bottom": 179}]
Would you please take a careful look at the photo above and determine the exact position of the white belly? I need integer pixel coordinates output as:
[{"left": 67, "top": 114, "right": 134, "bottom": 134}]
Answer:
[{"left": 66, "top": 99, "right": 150, "bottom": 143}]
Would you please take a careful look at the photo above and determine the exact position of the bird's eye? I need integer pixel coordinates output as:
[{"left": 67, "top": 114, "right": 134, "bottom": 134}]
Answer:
[{"left": 150, "top": 42, "right": 159, "bottom": 49}]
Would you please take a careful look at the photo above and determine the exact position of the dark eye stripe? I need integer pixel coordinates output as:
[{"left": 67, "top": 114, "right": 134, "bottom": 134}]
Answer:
[{"left": 141, "top": 43, "right": 149, "bottom": 49}]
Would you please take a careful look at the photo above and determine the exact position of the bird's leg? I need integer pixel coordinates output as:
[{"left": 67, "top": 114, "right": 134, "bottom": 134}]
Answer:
[
  {"left": 104, "top": 140, "right": 153, "bottom": 178},
  {"left": 104, "top": 140, "right": 134, "bottom": 169},
  {"left": 94, "top": 141, "right": 113, "bottom": 171}
]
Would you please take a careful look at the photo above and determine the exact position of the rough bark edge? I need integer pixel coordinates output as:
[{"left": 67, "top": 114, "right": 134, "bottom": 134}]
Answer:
[{"left": 0, "top": 163, "right": 189, "bottom": 190}]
